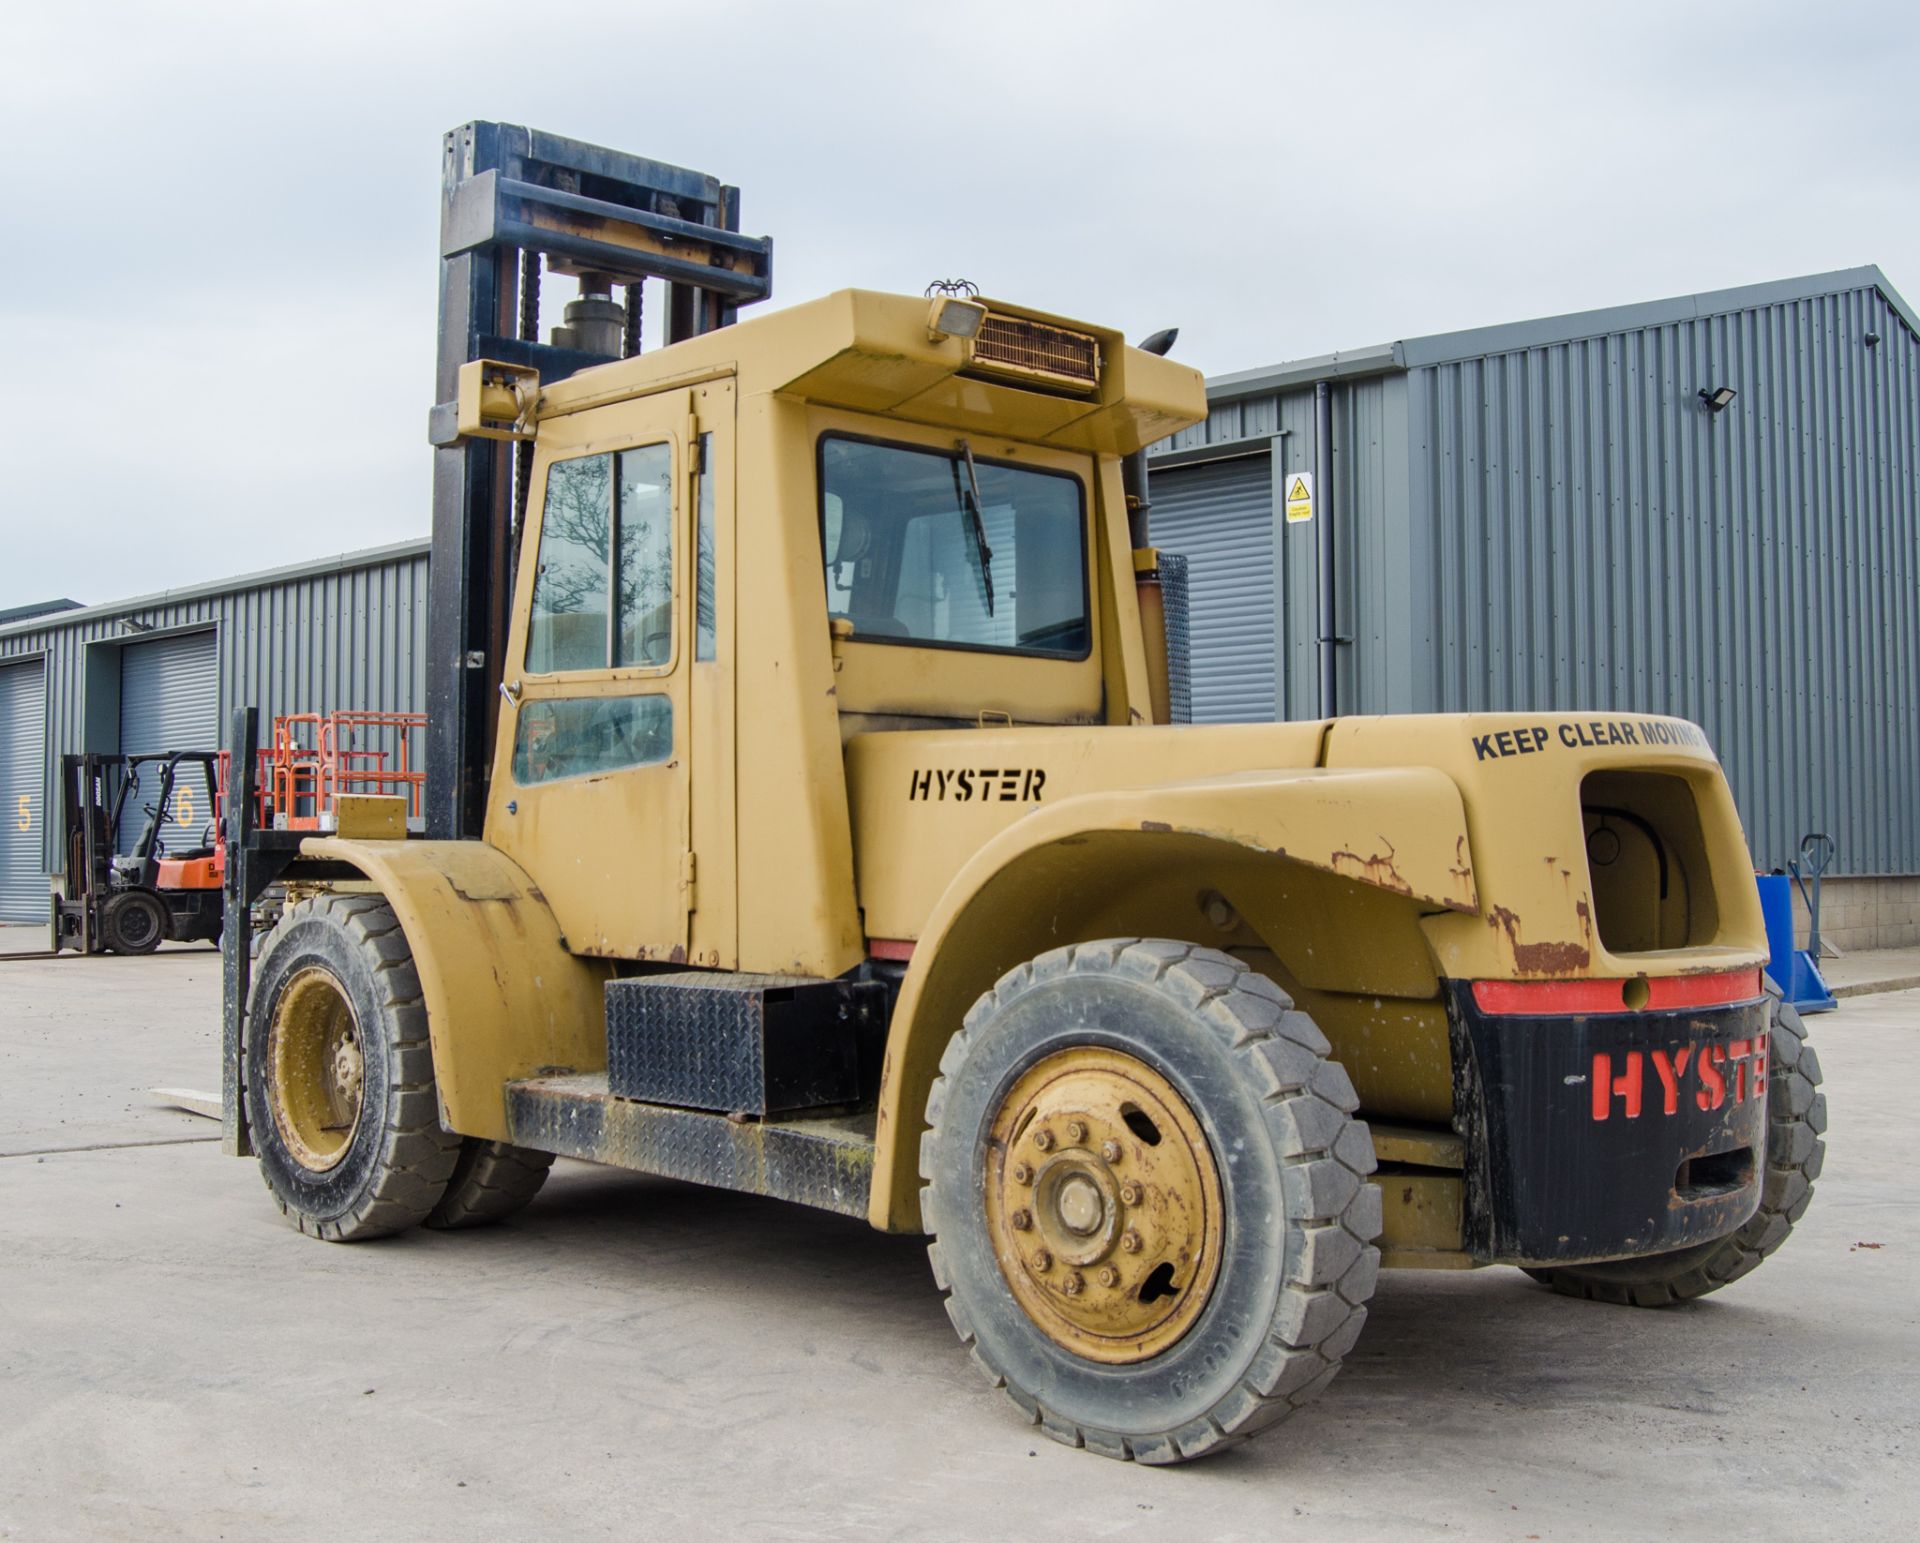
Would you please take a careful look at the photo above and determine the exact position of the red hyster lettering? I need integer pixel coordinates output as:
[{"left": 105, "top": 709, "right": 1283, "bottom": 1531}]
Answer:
[{"left": 1590, "top": 1039, "right": 1766, "bottom": 1121}]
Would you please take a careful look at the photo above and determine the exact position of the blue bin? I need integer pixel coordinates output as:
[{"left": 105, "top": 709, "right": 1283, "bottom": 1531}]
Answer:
[{"left": 1755, "top": 872, "right": 1837, "bottom": 1014}]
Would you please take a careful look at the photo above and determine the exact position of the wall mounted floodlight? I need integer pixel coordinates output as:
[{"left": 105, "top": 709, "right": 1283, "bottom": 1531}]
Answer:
[
  {"left": 1698, "top": 386, "right": 1737, "bottom": 413},
  {"left": 1864, "top": 331, "right": 1882, "bottom": 348}
]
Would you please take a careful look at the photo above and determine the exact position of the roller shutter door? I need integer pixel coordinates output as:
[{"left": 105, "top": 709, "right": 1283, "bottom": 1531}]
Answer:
[
  {"left": 119, "top": 631, "right": 220, "bottom": 855},
  {"left": 1149, "top": 456, "right": 1277, "bottom": 722},
  {"left": 0, "top": 659, "right": 48, "bottom": 921}
]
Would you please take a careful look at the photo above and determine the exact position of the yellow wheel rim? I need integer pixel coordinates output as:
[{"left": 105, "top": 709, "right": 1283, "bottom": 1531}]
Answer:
[
  {"left": 268, "top": 967, "right": 366, "bottom": 1172},
  {"left": 985, "top": 1047, "right": 1223, "bottom": 1364}
]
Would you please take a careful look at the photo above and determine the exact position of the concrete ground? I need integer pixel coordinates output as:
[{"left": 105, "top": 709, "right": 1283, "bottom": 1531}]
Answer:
[
  {"left": 1824, "top": 945, "right": 1920, "bottom": 999},
  {"left": 1, "top": 949, "right": 1914, "bottom": 1542}
]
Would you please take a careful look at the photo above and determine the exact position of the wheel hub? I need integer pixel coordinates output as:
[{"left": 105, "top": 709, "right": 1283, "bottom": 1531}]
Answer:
[
  {"left": 985, "top": 1046, "right": 1223, "bottom": 1364},
  {"left": 267, "top": 966, "right": 366, "bottom": 1172},
  {"left": 1056, "top": 1173, "right": 1102, "bottom": 1234}
]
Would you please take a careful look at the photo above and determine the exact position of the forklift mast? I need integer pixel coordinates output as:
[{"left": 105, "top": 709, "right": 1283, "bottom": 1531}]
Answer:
[{"left": 423, "top": 122, "right": 773, "bottom": 839}]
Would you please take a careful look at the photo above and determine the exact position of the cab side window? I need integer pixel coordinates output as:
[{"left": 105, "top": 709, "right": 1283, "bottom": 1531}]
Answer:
[
  {"left": 527, "top": 444, "right": 675, "bottom": 673},
  {"left": 511, "top": 696, "right": 674, "bottom": 786}
]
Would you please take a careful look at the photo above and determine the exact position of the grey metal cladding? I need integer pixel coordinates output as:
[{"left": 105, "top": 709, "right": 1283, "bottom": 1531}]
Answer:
[
  {"left": 1149, "top": 269, "right": 1920, "bottom": 876},
  {"left": 0, "top": 542, "right": 430, "bottom": 892},
  {"left": 1407, "top": 280, "right": 1919, "bottom": 876}
]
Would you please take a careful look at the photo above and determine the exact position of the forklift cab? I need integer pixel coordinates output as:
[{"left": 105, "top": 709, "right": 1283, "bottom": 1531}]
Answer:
[{"left": 118, "top": 751, "right": 223, "bottom": 882}]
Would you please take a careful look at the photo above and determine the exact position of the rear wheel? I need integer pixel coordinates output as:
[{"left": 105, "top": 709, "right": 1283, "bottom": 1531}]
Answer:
[
  {"left": 426, "top": 1139, "right": 555, "bottom": 1229},
  {"left": 1525, "top": 988, "right": 1825, "bottom": 1306},
  {"left": 245, "top": 894, "right": 460, "bottom": 1241},
  {"left": 101, "top": 888, "right": 167, "bottom": 955},
  {"left": 921, "top": 939, "right": 1380, "bottom": 1464}
]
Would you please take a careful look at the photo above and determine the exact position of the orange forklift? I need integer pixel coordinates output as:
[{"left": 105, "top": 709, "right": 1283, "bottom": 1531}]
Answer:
[{"left": 52, "top": 751, "right": 225, "bottom": 955}]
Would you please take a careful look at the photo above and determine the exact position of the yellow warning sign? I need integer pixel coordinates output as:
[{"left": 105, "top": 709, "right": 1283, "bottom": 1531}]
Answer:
[{"left": 1284, "top": 471, "right": 1315, "bottom": 524}]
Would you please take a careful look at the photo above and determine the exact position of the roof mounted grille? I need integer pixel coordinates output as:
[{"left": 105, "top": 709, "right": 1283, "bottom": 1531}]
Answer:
[{"left": 970, "top": 313, "right": 1102, "bottom": 392}]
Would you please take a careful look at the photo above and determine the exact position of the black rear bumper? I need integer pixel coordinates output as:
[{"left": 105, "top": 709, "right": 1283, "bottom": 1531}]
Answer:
[{"left": 1445, "top": 983, "right": 1768, "bottom": 1265}]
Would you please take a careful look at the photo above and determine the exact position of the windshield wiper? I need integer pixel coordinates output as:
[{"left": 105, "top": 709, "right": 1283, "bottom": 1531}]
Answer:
[{"left": 953, "top": 439, "right": 995, "bottom": 616}]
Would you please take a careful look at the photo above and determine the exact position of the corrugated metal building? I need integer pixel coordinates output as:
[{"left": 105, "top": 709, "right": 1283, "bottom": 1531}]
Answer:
[
  {"left": 1148, "top": 265, "right": 1920, "bottom": 888},
  {"left": 0, "top": 540, "right": 429, "bottom": 920}
]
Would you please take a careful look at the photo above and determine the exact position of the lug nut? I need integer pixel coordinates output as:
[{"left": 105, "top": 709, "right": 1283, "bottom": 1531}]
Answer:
[
  {"left": 1065, "top": 1119, "right": 1087, "bottom": 1144},
  {"left": 1031, "top": 1250, "right": 1052, "bottom": 1272},
  {"left": 1121, "top": 1229, "right": 1143, "bottom": 1254},
  {"left": 1010, "top": 1161, "right": 1033, "bottom": 1185},
  {"left": 1101, "top": 1139, "right": 1122, "bottom": 1163},
  {"left": 1010, "top": 1208, "right": 1033, "bottom": 1231},
  {"left": 1032, "top": 1129, "right": 1055, "bottom": 1152},
  {"left": 1062, "top": 1272, "right": 1084, "bottom": 1297},
  {"left": 1098, "top": 1266, "right": 1119, "bottom": 1288},
  {"left": 1120, "top": 1182, "right": 1142, "bottom": 1206}
]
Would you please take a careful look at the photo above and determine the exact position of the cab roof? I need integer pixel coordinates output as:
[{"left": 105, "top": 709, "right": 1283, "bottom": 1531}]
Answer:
[{"left": 535, "top": 289, "right": 1206, "bottom": 457}]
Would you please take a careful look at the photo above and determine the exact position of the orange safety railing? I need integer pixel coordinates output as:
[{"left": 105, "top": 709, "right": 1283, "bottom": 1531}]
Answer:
[
  {"left": 218, "top": 712, "right": 428, "bottom": 834},
  {"left": 272, "top": 711, "right": 428, "bottom": 830},
  {"left": 268, "top": 713, "right": 327, "bottom": 829}
]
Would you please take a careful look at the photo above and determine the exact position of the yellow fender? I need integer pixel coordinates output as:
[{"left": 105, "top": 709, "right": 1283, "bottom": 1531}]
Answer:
[
  {"left": 867, "top": 766, "right": 1477, "bottom": 1231},
  {"left": 300, "top": 837, "right": 610, "bottom": 1141}
]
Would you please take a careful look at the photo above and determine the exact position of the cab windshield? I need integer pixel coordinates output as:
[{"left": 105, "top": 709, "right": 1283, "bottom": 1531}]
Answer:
[{"left": 818, "top": 435, "right": 1089, "bottom": 658}]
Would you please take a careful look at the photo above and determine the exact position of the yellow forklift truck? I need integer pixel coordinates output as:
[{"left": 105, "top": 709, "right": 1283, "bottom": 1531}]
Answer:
[{"left": 217, "top": 123, "right": 1825, "bottom": 1464}]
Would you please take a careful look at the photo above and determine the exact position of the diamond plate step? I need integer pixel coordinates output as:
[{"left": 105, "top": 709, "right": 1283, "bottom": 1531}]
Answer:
[{"left": 505, "top": 1073, "right": 876, "bottom": 1219}]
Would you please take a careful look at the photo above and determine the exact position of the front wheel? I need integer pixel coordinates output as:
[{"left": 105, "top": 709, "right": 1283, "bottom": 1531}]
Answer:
[
  {"left": 1525, "top": 987, "right": 1826, "bottom": 1306},
  {"left": 245, "top": 893, "right": 461, "bottom": 1241},
  {"left": 101, "top": 888, "right": 167, "bottom": 955},
  {"left": 920, "top": 939, "right": 1381, "bottom": 1464}
]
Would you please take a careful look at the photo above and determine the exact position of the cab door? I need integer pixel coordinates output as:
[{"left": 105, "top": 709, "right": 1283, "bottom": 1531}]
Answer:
[{"left": 487, "top": 386, "right": 709, "bottom": 961}]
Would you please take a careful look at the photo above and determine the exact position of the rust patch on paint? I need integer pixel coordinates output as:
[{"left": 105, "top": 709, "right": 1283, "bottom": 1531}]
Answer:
[
  {"left": 1330, "top": 836, "right": 1414, "bottom": 897},
  {"left": 1140, "top": 820, "right": 1173, "bottom": 833},
  {"left": 1514, "top": 937, "right": 1589, "bottom": 973},
  {"left": 1449, "top": 835, "right": 1478, "bottom": 910},
  {"left": 1487, "top": 903, "right": 1591, "bottom": 975}
]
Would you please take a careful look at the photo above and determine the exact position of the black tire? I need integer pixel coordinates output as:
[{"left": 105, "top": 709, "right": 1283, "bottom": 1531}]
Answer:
[
  {"left": 101, "top": 888, "right": 168, "bottom": 955},
  {"left": 425, "top": 1139, "right": 555, "bottom": 1229},
  {"left": 1525, "top": 987, "right": 1826, "bottom": 1306},
  {"left": 921, "top": 938, "right": 1381, "bottom": 1464},
  {"left": 245, "top": 894, "right": 461, "bottom": 1242}
]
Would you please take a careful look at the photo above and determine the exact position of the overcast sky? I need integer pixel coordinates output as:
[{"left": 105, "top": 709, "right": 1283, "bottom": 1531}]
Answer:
[{"left": 4, "top": 0, "right": 1915, "bottom": 607}]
